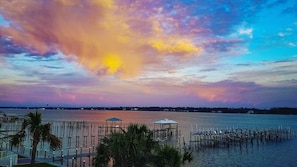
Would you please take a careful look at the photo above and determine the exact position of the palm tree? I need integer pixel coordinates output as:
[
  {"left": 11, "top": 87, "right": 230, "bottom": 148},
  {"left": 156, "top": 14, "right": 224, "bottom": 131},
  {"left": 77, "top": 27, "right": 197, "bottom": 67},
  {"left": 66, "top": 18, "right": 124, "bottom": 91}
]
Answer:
[
  {"left": 123, "top": 124, "right": 158, "bottom": 166},
  {"left": 149, "top": 145, "right": 194, "bottom": 167},
  {"left": 151, "top": 145, "right": 181, "bottom": 167},
  {"left": 10, "top": 111, "right": 61, "bottom": 167},
  {"left": 93, "top": 123, "right": 159, "bottom": 167},
  {"left": 93, "top": 123, "right": 193, "bottom": 167},
  {"left": 93, "top": 136, "right": 111, "bottom": 167}
]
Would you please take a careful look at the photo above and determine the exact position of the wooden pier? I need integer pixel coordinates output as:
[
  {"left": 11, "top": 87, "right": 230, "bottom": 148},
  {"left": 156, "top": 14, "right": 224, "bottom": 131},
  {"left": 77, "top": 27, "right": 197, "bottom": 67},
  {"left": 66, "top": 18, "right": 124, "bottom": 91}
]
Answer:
[
  {"left": 0, "top": 120, "right": 130, "bottom": 166},
  {"left": 189, "top": 127, "right": 295, "bottom": 151}
]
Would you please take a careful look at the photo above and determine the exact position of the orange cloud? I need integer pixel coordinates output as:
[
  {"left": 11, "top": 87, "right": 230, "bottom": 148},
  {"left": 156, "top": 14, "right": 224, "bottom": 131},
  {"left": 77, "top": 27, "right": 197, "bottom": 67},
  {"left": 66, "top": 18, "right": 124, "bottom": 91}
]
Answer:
[
  {"left": 150, "top": 38, "right": 203, "bottom": 55},
  {"left": 190, "top": 86, "right": 227, "bottom": 102},
  {"left": 149, "top": 19, "right": 203, "bottom": 56},
  {"left": 0, "top": 0, "right": 202, "bottom": 77}
]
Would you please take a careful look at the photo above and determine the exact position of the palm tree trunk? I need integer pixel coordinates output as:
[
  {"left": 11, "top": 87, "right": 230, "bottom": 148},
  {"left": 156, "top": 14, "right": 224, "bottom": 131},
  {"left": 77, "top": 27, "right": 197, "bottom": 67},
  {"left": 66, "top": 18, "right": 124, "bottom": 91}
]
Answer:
[{"left": 31, "top": 139, "right": 38, "bottom": 167}]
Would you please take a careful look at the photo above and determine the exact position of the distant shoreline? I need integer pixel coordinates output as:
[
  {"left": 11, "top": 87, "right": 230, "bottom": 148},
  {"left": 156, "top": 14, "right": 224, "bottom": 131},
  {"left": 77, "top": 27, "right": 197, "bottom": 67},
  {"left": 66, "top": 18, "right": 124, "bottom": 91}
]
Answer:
[{"left": 1, "top": 106, "right": 297, "bottom": 115}]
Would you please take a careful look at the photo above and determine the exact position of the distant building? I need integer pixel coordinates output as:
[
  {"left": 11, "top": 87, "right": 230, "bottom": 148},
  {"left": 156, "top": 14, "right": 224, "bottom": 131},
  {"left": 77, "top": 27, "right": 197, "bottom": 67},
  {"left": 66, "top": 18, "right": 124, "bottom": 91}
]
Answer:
[
  {"left": 247, "top": 110, "right": 254, "bottom": 114},
  {"left": 211, "top": 110, "right": 222, "bottom": 113}
]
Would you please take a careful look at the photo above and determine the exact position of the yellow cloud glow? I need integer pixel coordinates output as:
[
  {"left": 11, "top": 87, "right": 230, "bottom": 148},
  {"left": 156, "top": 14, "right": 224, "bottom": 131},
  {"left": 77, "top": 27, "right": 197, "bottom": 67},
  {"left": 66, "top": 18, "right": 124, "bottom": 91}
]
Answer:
[
  {"left": 150, "top": 38, "right": 203, "bottom": 55},
  {"left": 103, "top": 54, "right": 122, "bottom": 74}
]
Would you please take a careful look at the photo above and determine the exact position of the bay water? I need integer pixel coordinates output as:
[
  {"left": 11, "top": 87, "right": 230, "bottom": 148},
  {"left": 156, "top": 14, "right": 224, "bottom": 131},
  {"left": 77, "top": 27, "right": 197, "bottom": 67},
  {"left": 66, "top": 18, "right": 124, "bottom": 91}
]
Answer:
[{"left": 1, "top": 109, "right": 297, "bottom": 166}]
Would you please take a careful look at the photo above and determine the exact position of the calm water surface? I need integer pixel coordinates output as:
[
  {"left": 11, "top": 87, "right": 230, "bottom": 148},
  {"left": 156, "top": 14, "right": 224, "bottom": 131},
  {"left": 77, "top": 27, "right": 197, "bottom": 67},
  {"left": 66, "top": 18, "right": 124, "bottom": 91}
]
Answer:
[{"left": 2, "top": 109, "right": 297, "bottom": 167}]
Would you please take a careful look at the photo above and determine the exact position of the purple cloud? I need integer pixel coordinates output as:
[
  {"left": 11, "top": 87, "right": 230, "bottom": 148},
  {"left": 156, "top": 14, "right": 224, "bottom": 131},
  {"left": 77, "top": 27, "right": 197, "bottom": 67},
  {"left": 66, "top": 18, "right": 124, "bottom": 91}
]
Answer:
[{"left": 0, "top": 36, "right": 28, "bottom": 54}]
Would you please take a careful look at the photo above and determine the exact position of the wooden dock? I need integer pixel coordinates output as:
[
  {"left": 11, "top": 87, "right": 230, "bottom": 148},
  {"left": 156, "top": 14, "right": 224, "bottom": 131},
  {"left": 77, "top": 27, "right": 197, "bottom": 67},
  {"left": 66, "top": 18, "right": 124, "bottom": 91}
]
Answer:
[{"left": 189, "top": 127, "right": 295, "bottom": 150}]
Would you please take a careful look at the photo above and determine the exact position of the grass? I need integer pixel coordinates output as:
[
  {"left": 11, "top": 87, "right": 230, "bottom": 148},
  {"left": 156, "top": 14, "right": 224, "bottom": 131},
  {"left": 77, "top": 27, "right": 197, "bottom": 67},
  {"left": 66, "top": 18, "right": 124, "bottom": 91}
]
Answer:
[{"left": 13, "top": 163, "right": 57, "bottom": 167}]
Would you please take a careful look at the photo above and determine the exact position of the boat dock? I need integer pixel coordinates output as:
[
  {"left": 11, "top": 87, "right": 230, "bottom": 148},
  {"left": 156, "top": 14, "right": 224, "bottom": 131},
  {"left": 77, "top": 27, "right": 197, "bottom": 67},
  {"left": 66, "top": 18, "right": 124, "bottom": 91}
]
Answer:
[
  {"left": 189, "top": 127, "right": 295, "bottom": 151},
  {"left": 0, "top": 118, "right": 179, "bottom": 166}
]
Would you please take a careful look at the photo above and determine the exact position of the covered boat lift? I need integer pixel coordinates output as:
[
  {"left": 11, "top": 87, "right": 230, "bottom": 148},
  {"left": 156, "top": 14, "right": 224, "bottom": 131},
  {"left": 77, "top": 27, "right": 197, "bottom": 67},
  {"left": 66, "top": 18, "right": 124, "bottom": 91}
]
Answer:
[
  {"left": 106, "top": 117, "right": 122, "bottom": 122},
  {"left": 104, "top": 117, "right": 123, "bottom": 134},
  {"left": 154, "top": 118, "right": 178, "bottom": 141}
]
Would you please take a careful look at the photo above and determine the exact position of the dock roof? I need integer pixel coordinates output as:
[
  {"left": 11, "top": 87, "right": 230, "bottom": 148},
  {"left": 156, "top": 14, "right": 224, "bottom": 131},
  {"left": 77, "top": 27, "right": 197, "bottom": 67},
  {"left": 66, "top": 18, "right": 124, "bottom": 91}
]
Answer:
[
  {"left": 106, "top": 117, "right": 122, "bottom": 122},
  {"left": 154, "top": 118, "right": 178, "bottom": 124}
]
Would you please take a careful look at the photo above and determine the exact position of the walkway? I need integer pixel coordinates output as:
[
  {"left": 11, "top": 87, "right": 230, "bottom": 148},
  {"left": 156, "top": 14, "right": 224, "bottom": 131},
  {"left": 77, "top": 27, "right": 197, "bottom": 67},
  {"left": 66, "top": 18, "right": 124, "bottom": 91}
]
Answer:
[{"left": 1, "top": 148, "right": 97, "bottom": 166}]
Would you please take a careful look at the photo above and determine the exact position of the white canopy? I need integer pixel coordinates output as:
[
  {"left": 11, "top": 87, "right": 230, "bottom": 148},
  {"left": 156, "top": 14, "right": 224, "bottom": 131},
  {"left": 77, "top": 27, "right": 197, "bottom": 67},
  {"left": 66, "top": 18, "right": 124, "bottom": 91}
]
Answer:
[{"left": 154, "top": 118, "right": 178, "bottom": 124}]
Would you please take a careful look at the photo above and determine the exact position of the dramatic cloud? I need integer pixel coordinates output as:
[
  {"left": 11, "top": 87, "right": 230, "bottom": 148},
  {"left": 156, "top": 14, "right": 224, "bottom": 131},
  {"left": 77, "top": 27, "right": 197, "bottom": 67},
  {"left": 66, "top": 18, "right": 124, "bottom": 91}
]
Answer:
[{"left": 0, "top": 0, "right": 203, "bottom": 77}]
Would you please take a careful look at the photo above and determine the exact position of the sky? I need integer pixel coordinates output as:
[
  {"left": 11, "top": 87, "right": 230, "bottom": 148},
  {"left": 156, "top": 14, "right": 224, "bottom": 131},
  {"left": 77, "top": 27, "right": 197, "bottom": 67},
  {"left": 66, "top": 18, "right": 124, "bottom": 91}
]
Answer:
[{"left": 0, "top": 0, "right": 296, "bottom": 109}]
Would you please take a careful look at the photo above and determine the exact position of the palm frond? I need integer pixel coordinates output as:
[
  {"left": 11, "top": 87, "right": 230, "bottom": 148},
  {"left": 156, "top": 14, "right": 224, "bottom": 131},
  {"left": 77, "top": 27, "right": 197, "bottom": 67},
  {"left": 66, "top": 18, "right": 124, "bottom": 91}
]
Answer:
[
  {"left": 182, "top": 151, "right": 193, "bottom": 164},
  {"left": 10, "top": 130, "right": 26, "bottom": 146},
  {"left": 41, "top": 123, "right": 51, "bottom": 141},
  {"left": 27, "top": 112, "right": 42, "bottom": 133},
  {"left": 22, "top": 119, "right": 30, "bottom": 130},
  {"left": 46, "top": 134, "right": 62, "bottom": 150}
]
